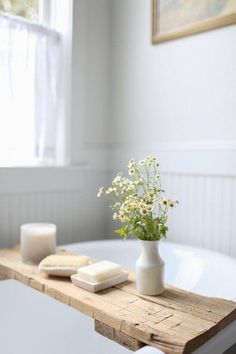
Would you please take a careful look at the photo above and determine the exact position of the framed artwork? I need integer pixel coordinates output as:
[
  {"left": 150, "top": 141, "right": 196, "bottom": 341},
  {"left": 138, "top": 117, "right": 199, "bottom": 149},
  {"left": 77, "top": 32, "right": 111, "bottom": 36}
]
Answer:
[{"left": 152, "top": 0, "right": 236, "bottom": 44}]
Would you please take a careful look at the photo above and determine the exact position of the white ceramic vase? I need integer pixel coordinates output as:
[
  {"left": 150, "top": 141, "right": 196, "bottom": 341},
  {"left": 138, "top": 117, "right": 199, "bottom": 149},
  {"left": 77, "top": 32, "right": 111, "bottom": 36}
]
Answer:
[{"left": 136, "top": 240, "right": 165, "bottom": 296}]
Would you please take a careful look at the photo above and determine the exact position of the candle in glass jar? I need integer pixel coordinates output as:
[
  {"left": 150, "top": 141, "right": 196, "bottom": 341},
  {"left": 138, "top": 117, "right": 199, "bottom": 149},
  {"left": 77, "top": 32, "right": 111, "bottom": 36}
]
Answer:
[{"left": 21, "top": 223, "right": 56, "bottom": 264}]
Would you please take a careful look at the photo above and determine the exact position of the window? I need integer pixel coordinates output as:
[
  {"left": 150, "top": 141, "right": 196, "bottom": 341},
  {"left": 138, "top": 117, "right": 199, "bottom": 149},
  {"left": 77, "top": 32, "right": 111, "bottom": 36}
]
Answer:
[
  {"left": 0, "top": 0, "right": 39, "bottom": 21},
  {"left": 0, "top": 0, "right": 66, "bottom": 166}
]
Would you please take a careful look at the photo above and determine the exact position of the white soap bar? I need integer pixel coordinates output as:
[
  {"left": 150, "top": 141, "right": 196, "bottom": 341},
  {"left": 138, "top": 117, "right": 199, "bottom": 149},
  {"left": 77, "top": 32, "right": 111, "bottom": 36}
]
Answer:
[{"left": 77, "top": 260, "right": 122, "bottom": 283}]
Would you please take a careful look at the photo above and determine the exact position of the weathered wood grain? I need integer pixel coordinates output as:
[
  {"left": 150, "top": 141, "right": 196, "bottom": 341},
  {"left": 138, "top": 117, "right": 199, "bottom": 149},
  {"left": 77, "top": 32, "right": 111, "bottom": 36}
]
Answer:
[
  {"left": 0, "top": 247, "right": 236, "bottom": 354},
  {"left": 0, "top": 273, "right": 7, "bottom": 280},
  {"left": 95, "top": 319, "right": 144, "bottom": 351}
]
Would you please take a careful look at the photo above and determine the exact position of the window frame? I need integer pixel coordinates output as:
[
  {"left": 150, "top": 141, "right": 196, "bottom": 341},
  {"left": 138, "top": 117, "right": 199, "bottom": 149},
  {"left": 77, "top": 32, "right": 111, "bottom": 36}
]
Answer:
[
  {"left": 0, "top": 0, "right": 73, "bottom": 168},
  {"left": 39, "top": 0, "right": 73, "bottom": 166}
]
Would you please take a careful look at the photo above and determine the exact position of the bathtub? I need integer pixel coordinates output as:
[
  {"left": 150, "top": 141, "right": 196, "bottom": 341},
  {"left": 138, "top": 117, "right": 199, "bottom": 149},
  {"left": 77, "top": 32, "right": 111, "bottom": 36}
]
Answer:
[{"left": 0, "top": 239, "right": 236, "bottom": 354}]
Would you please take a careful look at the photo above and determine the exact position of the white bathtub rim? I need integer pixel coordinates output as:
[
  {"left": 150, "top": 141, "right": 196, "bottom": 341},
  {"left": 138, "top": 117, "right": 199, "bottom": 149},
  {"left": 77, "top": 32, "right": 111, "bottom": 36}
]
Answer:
[{"left": 63, "top": 238, "right": 236, "bottom": 266}]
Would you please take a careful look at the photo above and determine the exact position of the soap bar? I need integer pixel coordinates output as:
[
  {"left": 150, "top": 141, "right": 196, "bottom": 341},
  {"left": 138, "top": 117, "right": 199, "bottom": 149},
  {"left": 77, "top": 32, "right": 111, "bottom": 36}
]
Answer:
[
  {"left": 77, "top": 260, "right": 122, "bottom": 283},
  {"left": 39, "top": 254, "right": 92, "bottom": 277},
  {"left": 71, "top": 271, "right": 128, "bottom": 293}
]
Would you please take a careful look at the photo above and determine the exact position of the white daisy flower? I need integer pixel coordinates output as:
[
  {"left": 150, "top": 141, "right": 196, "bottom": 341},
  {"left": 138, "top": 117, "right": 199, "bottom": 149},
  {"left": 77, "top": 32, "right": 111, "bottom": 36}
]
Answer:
[
  {"left": 160, "top": 197, "right": 168, "bottom": 206},
  {"left": 128, "top": 168, "right": 135, "bottom": 175},
  {"left": 97, "top": 187, "right": 104, "bottom": 197},
  {"left": 128, "top": 158, "right": 135, "bottom": 169},
  {"left": 168, "top": 200, "right": 178, "bottom": 208},
  {"left": 138, "top": 159, "right": 145, "bottom": 165}
]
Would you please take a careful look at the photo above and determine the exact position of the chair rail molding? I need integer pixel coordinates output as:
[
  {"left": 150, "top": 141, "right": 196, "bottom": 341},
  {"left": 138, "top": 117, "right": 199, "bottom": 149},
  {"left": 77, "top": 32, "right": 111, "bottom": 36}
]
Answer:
[{"left": 107, "top": 140, "right": 236, "bottom": 176}]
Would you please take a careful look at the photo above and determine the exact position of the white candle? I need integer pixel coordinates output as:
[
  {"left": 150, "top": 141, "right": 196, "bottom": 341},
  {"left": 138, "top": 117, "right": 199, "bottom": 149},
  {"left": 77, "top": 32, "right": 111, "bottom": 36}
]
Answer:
[{"left": 21, "top": 223, "right": 56, "bottom": 264}]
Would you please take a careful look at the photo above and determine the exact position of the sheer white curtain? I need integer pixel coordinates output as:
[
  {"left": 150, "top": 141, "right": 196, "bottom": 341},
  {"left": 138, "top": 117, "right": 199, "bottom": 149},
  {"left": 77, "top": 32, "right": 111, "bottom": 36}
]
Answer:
[{"left": 0, "top": 13, "right": 62, "bottom": 166}]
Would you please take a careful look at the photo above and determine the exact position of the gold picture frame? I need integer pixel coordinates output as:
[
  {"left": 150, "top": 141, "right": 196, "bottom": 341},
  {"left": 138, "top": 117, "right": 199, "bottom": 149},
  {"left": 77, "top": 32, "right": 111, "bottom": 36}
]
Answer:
[{"left": 152, "top": 0, "right": 236, "bottom": 44}]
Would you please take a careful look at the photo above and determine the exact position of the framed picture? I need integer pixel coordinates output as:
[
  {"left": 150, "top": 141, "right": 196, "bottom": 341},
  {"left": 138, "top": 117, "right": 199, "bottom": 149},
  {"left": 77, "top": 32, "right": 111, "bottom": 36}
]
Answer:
[{"left": 152, "top": 0, "right": 236, "bottom": 44}]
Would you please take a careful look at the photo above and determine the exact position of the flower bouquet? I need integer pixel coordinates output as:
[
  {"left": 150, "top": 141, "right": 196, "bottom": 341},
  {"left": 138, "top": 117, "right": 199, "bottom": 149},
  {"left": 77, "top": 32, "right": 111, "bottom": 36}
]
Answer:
[{"left": 98, "top": 155, "right": 178, "bottom": 295}]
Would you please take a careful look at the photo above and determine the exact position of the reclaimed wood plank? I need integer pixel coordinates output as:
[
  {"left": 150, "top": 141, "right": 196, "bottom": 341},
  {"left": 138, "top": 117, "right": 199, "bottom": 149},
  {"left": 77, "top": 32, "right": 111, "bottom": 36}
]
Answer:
[
  {"left": 115, "top": 274, "right": 236, "bottom": 324},
  {"left": 0, "top": 247, "right": 236, "bottom": 354},
  {"left": 0, "top": 273, "right": 7, "bottom": 280},
  {"left": 95, "top": 320, "right": 144, "bottom": 351}
]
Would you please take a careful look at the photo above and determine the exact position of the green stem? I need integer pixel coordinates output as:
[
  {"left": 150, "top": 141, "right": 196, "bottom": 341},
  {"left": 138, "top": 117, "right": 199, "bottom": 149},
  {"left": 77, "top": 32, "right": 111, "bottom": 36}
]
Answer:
[{"left": 135, "top": 167, "right": 148, "bottom": 194}]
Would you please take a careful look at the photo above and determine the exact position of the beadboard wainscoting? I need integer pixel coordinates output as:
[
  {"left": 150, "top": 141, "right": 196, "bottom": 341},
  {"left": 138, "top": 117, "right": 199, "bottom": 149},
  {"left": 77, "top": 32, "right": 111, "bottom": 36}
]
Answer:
[
  {"left": 107, "top": 143, "right": 236, "bottom": 257},
  {"left": 0, "top": 190, "right": 81, "bottom": 247},
  {"left": 162, "top": 172, "right": 236, "bottom": 257},
  {"left": 1, "top": 145, "right": 235, "bottom": 255},
  {"left": 0, "top": 167, "right": 108, "bottom": 248}
]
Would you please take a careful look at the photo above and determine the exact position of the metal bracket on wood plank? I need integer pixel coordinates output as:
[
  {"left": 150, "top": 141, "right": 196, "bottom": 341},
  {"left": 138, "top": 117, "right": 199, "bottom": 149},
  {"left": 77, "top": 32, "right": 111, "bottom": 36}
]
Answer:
[{"left": 95, "top": 320, "right": 145, "bottom": 351}]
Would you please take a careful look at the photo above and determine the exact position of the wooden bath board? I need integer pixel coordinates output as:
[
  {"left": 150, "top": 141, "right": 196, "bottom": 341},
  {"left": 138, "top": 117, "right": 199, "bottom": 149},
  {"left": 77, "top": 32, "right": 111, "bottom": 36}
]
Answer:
[{"left": 0, "top": 246, "right": 236, "bottom": 354}]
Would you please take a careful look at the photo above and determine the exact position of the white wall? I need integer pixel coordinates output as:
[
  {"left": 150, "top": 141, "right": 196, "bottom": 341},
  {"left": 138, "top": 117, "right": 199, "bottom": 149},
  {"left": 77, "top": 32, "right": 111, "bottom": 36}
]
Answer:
[
  {"left": 110, "top": 0, "right": 236, "bottom": 146},
  {"left": 107, "top": 0, "right": 236, "bottom": 256},
  {"left": 70, "top": 0, "right": 112, "bottom": 167}
]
